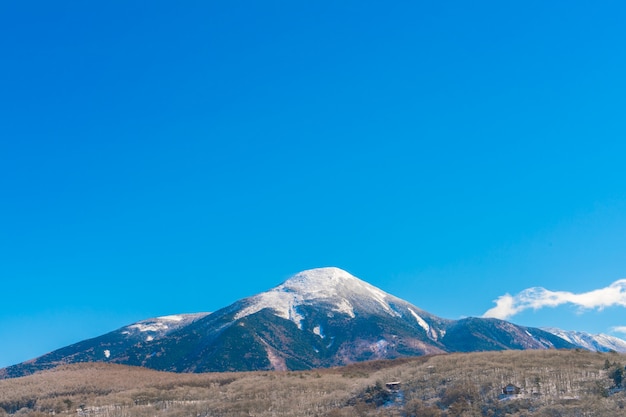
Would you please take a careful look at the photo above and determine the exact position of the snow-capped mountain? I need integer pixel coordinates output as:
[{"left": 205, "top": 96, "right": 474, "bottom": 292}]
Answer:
[
  {"left": 1, "top": 267, "right": 576, "bottom": 378},
  {"left": 234, "top": 267, "right": 447, "bottom": 340},
  {"left": 542, "top": 328, "right": 626, "bottom": 353}
]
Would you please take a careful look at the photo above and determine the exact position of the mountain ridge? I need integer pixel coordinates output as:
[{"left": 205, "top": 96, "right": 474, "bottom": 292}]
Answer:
[
  {"left": 542, "top": 327, "right": 626, "bottom": 353},
  {"left": 1, "top": 267, "right": 621, "bottom": 379}
]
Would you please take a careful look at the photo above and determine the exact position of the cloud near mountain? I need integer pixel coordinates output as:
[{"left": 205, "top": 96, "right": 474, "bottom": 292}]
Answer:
[
  {"left": 483, "top": 279, "right": 626, "bottom": 320},
  {"left": 611, "top": 326, "right": 626, "bottom": 335}
]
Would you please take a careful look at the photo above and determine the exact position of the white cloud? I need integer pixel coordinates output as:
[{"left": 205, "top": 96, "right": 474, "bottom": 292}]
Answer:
[
  {"left": 483, "top": 279, "right": 626, "bottom": 320},
  {"left": 611, "top": 326, "right": 626, "bottom": 335}
]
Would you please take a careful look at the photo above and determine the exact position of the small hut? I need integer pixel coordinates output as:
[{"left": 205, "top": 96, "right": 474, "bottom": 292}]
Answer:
[
  {"left": 502, "top": 383, "right": 521, "bottom": 396},
  {"left": 386, "top": 381, "right": 401, "bottom": 391}
]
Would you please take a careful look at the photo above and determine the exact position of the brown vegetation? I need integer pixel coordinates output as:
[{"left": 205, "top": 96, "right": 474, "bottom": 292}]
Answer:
[{"left": 1, "top": 350, "right": 625, "bottom": 416}]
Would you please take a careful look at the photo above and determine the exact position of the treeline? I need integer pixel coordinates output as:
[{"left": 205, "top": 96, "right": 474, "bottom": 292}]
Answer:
[{"left": 1, "top": 350, "right": 625, "bottom": 416}]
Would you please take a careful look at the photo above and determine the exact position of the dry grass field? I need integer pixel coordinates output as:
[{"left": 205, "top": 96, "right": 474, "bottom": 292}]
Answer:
[{"left": 1, "top": 350, "right": 625, "bottom": 416}]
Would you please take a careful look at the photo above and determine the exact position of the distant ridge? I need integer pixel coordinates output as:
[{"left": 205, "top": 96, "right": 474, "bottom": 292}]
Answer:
[
  {"left": 543, "top": 328, "right": 626, "bottom": 353},
  {"left": 0, "top": 267, "right": 599, "bottom": 378}
]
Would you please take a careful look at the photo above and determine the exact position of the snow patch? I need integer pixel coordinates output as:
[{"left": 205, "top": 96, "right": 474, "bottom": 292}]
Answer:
[
  {"left": 408, "top": 308, "right": 440, "bottom": 340},
  {"left": 129, "top": 322, "right": 169, "bottom": 332},
  {"left": 157, "top": 315, "right": 184, "bottom": 322},
  {"left": 409, "top": 308, "right": 430, "bottom": 333},
  {"left": 235, "top": 290, "right": 305, "bottom": 327},
  {"left": 335, "top": 298, "right": 355, "bottom": 318},
  {"left": 146, "top": 335, "right": 154, "bottom": 342},
  {"left": 104, "top": 350, "right": 110, "bottom": 358},
  {"left": 327, "top": 337, "right": 335, "bottom": 348},
  {"left": 313, "top": 325, "right": 325, "bottom": 338},
  {"left": 371, "top": 339, "right": 389, "bottom": 355},
  {"left": 125, "top": 313, "right": 210, "bottom": 334}
]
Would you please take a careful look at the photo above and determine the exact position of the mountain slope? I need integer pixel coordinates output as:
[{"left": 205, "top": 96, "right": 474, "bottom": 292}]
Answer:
[
  {"left": 543, "top": 328, "right": 626, "bottom": 353},
  {"left": 1, "top": 267, "right": 580, "bottom": 378},
  {"left": 442, "top": 317, "right": 575, "bottom": 352}
]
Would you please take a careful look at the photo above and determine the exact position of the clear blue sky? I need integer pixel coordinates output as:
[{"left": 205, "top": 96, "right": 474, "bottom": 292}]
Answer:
[{"left": 2, "top": 1, "right": 626, "bottom": 368}]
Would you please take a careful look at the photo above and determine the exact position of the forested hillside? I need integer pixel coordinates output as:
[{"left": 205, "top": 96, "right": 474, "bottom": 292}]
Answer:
[{"left": 1, "top": 350, "right": 625, "bottom": 416}]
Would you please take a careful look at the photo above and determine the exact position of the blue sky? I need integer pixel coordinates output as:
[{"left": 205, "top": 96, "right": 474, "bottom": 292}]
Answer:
[{"left": 1, "top": 1, "right": 626, "bottom": 368}]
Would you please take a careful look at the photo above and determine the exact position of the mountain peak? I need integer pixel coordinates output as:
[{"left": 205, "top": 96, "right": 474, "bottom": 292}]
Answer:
[
  {"left": 234, "top": 267, "right": 396, "bottom": 325},
  {"left": 282, "top": 267, "right": 360, "bottom": 292},
  {"left": 288, "top": 266, "right": 355, "bottom": 280}
]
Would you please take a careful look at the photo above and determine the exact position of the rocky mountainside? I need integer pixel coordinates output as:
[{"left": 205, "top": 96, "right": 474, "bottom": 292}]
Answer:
[{"left": 1, "top": 267, "right": 578, "bottom": 378}]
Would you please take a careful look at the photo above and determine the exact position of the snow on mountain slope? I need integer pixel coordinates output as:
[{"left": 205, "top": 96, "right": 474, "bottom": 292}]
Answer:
[
  {"left": 122, "top": 313, "right": 211, "bottom": 341},
  {"left": 543, "top": 328, "right": 626, "bottom": 353},
  {"left": 408, "top": 307, "right": 442, "bottom": 340},
  {"left": 235, "top": 267, "right": 404, "bottom": 327}
]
